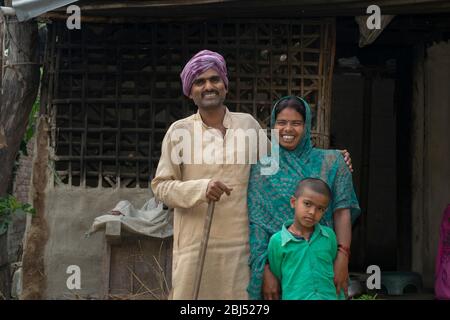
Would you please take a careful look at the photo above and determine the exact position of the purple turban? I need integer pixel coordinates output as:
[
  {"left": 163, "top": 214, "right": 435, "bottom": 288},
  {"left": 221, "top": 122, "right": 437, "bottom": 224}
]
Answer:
[{"left": 180, "top": 50, "right": 229, "bottom": 96}]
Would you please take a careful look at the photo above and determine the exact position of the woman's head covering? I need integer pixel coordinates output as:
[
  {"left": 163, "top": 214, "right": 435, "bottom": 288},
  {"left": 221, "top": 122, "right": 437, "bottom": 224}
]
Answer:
[
  {"left": 246, "top": 96, "right": 360, "bottom": 299},
  {"left": 180, "top": 50, "right": 229, "bottom": 96}
]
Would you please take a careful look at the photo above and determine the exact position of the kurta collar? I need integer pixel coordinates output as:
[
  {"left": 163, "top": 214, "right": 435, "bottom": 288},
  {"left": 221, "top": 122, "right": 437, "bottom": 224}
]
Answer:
[{"left": 195, "top": 106, "right": 231, "bottom": 129}]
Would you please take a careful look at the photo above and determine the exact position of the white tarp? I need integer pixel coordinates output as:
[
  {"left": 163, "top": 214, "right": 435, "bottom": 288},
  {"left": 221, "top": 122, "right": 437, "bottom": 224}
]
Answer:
[
  {"left": 87, "top": 198, "right": 173, "bottom": 239},
  {"left": 12, "top": 0, "right": 78, "bottom": 21}
]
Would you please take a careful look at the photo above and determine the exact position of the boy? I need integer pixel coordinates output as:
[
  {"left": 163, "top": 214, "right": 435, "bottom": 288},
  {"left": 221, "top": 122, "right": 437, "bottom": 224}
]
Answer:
[{"left": 267, "top": 177, "right": 346, "bottom": 300}]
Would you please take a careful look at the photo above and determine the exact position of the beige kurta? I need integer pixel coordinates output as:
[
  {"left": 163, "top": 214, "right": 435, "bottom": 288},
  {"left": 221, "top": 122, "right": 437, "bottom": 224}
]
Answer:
[{"left": 151, "top": 107, "right": 265, "bottom": 299}]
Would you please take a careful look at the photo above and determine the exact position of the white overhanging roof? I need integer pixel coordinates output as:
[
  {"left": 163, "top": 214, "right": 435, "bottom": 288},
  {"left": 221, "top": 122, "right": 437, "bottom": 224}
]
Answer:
[{"left": 11, "top": 0, "right": 78, "bottom": 21}]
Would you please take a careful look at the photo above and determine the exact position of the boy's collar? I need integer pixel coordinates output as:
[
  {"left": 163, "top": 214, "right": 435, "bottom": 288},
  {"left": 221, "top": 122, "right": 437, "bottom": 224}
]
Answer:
[{"left": 281, "top": 219, "right": 329, "bottom": 246}]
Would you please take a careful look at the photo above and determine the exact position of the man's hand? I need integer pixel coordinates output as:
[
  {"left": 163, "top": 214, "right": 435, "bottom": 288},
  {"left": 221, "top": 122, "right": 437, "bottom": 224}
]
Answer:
[
  {"left": 339, "top": 149, "right": 353, "bottom": 173},
  {"left": 206, "top": 180, "right": 233, "bottom": 201},
  {"left": 334, "top": 252, "right": 349, "bottom": 298},
  {"left": 262, "top": 264, "right": 280, "bottom": 300}
]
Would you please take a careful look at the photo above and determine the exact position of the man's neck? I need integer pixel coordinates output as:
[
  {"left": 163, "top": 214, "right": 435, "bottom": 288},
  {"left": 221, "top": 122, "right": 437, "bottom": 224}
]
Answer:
[{"left": 198, "top": 105, "right": 226, "bottom": 129}]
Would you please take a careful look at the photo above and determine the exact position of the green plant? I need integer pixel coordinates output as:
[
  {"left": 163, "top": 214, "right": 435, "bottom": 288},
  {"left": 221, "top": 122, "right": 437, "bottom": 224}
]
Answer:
[
  {"left": 352, "top": 293, "right": 378, "bottom": 300},
  {"left": 0, "top": 195, "right": 35, "bottom": 235}
]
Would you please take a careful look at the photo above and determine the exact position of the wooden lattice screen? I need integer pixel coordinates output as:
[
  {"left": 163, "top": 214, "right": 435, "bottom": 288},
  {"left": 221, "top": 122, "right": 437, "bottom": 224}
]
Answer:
[{"left": 45, "top": 19, "right": 335, "bottom": 188}]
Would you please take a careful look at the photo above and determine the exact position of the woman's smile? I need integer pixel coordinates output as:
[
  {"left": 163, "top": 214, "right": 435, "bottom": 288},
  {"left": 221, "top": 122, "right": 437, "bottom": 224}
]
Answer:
[
  {"left": 281, "top": 135, "right": 295, "bottom": 142},
  {"left": 275, "top": 107, "right": 305, "bottom": 150}
]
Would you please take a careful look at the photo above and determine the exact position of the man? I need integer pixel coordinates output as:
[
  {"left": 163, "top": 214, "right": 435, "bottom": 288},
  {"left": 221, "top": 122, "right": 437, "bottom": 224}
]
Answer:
[{"left": 151, "top": 50, "right": 263, "bottom": 299}]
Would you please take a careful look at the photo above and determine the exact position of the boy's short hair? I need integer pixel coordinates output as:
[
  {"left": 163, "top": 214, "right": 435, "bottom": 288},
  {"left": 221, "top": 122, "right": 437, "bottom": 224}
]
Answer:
[{"left": 294, "top": 178, "right": 332, "bottom": 201}]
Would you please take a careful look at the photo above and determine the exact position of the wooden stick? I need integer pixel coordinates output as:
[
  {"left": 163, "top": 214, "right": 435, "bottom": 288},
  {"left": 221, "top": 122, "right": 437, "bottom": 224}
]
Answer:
[{"left": 192, "top": 200, "right": 215, "bottom": 300}]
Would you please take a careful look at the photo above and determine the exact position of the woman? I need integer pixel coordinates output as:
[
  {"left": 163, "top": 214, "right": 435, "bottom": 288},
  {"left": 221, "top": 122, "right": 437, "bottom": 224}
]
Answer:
[{"left": 247, "top": 96, "right": 360, "bottom": 300}]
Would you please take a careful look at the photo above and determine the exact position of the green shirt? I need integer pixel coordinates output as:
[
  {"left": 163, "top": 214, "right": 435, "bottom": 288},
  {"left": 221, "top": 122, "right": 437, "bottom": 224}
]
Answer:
[{"left": 267, "top": 219, "right": 345, "bottom": 300}]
